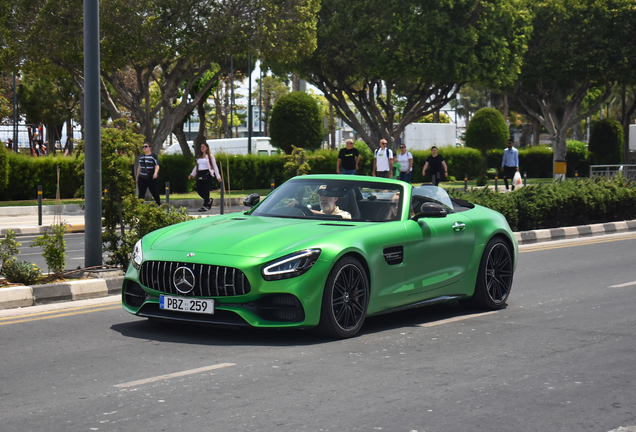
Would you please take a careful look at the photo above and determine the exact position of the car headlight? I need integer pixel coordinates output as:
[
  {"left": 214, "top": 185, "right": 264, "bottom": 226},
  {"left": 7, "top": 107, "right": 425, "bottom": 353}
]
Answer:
[
  {"left": 132, "top": 239, "right": 143, "bottom": 270},
  {"left": 262, "top": 249, "right": 321, "bottom": 281}
]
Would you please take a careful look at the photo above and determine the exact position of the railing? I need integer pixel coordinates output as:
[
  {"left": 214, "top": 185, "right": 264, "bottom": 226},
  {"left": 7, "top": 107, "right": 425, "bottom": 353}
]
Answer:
[{"left": 589, "top": 164, "right": 636, "bottom": 181}]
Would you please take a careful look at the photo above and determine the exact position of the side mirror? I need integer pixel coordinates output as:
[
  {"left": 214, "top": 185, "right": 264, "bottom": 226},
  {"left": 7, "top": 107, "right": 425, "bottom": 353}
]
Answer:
[
  {"left": 413, "top": 202, "right": 447, "bottom": 221},
  {"left": 243, "top": 193, "right": 261, "bottom": 208}
]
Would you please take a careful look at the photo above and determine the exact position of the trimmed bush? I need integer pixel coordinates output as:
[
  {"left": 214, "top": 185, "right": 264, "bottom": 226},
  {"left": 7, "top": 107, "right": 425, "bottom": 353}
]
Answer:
[
  {"left": 588, "top": 119, "right": 623, "bottom": 165},
  {"left": 270, "top": 91, "right": 323, "bottom": 153},
  {"left": 465, "top": 108, "right": 509, "bottom": 179},
  {"left": 448, "top": 176, "right": 636, "bottom": 231},
  {"left": 0, "top": 141, "right": 9, "bottom": 190},
  {"left": 0, "top": 152, "right": 83, "bottom": 201}
]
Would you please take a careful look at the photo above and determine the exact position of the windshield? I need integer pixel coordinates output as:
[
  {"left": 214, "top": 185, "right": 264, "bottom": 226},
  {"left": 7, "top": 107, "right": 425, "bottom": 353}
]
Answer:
[
  {"left": 250, "top": 178, "right": 404, "bottom": 222},
  {"left": 410, "top": 185, "right": 454, "bottom": 214}
]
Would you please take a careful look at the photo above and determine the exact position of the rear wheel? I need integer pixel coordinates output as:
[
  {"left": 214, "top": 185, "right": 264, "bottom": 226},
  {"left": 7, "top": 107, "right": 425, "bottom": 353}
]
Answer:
[
  {"left": 314, "top": 257, "right": 369, "bottom": 339},
  {"left": 461, "top": 237, "right": 513, "bottom": 309}
]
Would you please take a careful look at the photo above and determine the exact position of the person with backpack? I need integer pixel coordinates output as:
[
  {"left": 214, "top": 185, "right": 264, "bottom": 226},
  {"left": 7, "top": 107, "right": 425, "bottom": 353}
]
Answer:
[{"left": 372, "top": 139, "right": 393, "bottom": 178}]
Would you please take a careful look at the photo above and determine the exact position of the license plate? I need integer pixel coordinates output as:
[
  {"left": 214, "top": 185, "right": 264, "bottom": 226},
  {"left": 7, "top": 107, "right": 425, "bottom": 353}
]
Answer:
[{"left": 160, "top": 295, "right": 214, "bottom": 315}]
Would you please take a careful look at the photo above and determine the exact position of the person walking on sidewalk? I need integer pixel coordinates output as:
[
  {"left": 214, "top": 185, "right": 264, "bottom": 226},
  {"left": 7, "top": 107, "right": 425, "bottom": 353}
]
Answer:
[
  {"left": 501, "top": 139, "right": 519, "bottom": 192},
  {"left": 372, "top": 139, "right": 393, "bottom": 178},
  {"left": 337, "top": 139, "right": 360, "bottom": 175},
  {"left": 422, "top": 146, "right": 448, "bottom": 186},
  {"left": 136, "top": 143, "right": 161, "bottom": 205},
  {"left": 395, "top": 144, "right": 414, "bottom": 183},
  {"left": 189, "top": 142, "right": 222, "bottom": 212}
]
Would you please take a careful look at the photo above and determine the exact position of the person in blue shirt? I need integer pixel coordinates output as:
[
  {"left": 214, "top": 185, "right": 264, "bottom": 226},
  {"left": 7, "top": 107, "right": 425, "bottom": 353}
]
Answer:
[{"left": 501, "top": 139, "right": 519, "bottom": 192}]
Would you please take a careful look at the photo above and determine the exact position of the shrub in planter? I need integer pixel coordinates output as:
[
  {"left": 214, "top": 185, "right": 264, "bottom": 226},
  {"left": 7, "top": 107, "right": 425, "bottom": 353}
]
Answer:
[{"left": 2, "top": 260, "right": 42, "bottom": 285}]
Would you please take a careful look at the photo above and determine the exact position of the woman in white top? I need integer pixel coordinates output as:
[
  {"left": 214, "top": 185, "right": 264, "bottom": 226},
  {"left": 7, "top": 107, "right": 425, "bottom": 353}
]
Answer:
[
  {"left": 395, "top": 144, "right": 414, "bottom": 183},
  {"left": 188, "top": 142, "right": 222, "bottom": 212}
]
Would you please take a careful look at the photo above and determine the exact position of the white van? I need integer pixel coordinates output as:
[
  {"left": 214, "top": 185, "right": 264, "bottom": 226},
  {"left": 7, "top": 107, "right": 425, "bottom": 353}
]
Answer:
[{"left": 162, "top": 137, "right": 278, "bottom": 156}]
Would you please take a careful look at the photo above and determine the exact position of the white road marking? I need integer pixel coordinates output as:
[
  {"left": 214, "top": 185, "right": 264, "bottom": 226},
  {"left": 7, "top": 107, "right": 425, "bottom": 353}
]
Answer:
[
  {"left": 114, "top": 363, "right": 236, "bottom": 388},
  {"left": 417, "top": 311, "right": 499, "bottom": 328},
  {"left": 609, "top": 281, "right": 636, "bottom": 288}
]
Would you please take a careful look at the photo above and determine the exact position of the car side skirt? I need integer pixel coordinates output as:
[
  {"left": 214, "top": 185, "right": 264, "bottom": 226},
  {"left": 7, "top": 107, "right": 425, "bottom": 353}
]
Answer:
[{"left": 367, "top": 295, "right": 464, "bottom": 317}]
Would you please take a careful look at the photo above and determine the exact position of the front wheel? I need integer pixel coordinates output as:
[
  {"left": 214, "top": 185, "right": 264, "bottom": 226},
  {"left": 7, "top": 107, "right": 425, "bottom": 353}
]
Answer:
[
  {"left": 461, "top": 237, "right": 513, "bottom": 310},
  {"left": 314, "top": 257, "right": 369, "bottom": 339}
]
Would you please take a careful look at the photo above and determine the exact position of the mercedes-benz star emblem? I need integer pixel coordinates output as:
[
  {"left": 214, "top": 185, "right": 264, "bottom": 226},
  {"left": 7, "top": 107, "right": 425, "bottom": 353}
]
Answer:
[{"left": 173, "top": 266, "right": 196, "bottom": 294}]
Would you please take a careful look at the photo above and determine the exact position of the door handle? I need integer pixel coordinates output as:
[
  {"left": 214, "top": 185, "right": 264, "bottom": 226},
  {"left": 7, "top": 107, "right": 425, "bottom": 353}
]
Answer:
[{"left": 452, "top": 222, "right": 466, "bottom": 232}]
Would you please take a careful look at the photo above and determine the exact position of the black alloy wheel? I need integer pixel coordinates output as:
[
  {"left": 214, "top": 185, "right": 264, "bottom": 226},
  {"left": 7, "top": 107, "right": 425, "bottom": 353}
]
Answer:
[
  {"left": 461, "top": 237, "right": 513, "bottom": 310},
  {"left": 315, "top": 257, "right": 369, "bottom": 338}
]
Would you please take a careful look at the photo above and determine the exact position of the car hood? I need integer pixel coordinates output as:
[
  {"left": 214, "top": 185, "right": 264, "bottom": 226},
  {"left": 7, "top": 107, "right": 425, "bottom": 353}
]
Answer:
[{"left": 149, "top": 215, "right": 357, "bottom": 258}]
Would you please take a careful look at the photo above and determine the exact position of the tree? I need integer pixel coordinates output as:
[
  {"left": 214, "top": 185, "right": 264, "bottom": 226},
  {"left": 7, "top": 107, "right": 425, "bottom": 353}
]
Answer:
[
  {"left": 513, "top": 0, "right": 634, "bottom": 176},
  {"left": 18, "top": 66, "right": 80, "bottom": 154},
  {"left": 1, "top": 0, "right": 320, "bottom": 154},
  {"left": 270, "top": 91, "right": 323, "bottom": 153},
  {"left": 279, "top": 0, "right": 530, "bottom": 152},
  {"left": 465, "top": 107, "right": 509, "bottom": 181},
  {"left": 254, "top": 74, "right": 290, "bottom": 137}
]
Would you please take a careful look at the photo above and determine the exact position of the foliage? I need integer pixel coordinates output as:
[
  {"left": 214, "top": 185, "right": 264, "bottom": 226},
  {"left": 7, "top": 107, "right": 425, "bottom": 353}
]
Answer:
[
  {"left": 106, "top": 199, "right": 194, "bottom": 268},
  {"left": 418, "top": 113, "right": 451, "bottom": 123},
  {"left": 270, "top": 91, "right": 323, "bottom": 153},
  {"left": 31, "top": 222, "right": 67, "bottom": 278},
  {"left": 158, "top": 154, "right": 195, "bottom": 194},
  {"left": 513, "top": 0, "right": 635, "bottom": 168},
  {"left": 0, "top": 140, "right": 9, "bottom": 190},
  {"left": 280, "top": 146, "right": 325, "bottom": 176},
  {"left": 0, "top": 152, "right": 82, "bottom": 201},
  {"left": 0, "top": 229, "right": 21, "bottom": 271},
  {"left": 465, "top": 107, "right": 509, "bottom": 178},
  {"left": 2, "top": 260, "right": 41, "bottom": 285},
  {"left": 2, "top": 0, "right": 319, "bottom": 152},
  {"left": 588, "top": 119, "right": 623, "bottom": 165},
  {"left": 448, "top": 176, "right": 636, "bottom": 231},
  {"left": 280, "top": 0, "right": 531, "bottom": 150}
]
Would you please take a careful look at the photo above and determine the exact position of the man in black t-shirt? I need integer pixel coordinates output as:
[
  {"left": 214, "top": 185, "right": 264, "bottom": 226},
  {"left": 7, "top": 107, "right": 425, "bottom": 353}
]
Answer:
[
  {"left": 422, "top": 146, "right": 448, "bottom": 186},
  {"left": 336, "top": 139, "right": 360, "bottom": 175},
  {"left": 136, "top": 142, "right": 161, "bottom": 205}
]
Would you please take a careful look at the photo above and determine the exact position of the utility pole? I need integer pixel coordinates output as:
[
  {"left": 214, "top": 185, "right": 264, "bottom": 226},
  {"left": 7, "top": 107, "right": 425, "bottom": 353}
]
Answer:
[
  {"left": 84, "top": 0, "right": 102, "bottom": 267},
  {"left": 247, "top": 53, "right": 252, "bottom": 154}
]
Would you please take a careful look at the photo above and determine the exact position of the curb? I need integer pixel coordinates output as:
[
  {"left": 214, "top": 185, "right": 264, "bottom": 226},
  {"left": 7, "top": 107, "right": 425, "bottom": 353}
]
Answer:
[
  {"left": 515, "top": 220, "right": 636, "bottom": 245},
  {"left": 0, "top": 276, "right": 123, "bottom": 310}
]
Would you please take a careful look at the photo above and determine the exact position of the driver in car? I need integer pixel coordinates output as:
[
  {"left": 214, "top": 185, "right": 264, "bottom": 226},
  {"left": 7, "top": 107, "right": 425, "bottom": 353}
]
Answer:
[{"left": 312, "top": 186, "right": 351, "bottom": 219}]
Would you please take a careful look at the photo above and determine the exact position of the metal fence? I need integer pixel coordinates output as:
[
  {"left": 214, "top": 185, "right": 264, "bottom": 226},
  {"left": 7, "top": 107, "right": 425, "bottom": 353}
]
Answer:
[{"left": 589, "top": 164, "right": 636, "bottom": 181}]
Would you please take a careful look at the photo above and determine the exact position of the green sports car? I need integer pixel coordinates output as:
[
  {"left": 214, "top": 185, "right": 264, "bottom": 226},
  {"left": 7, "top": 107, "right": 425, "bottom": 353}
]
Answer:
[{"left": 122, "top": 174, "right": 517, "bottom": 338}]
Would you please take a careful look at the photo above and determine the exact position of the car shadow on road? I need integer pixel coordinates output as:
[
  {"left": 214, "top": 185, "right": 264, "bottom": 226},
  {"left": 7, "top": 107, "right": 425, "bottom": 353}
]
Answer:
[{"left": 110, "top": 300, "right": 505, "bottom": 346}]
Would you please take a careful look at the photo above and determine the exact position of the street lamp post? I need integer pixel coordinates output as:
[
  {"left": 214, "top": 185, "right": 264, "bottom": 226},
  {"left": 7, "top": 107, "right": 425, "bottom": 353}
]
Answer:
[{"left": 84, "top": 0, "right": 102, "bottom": 267}]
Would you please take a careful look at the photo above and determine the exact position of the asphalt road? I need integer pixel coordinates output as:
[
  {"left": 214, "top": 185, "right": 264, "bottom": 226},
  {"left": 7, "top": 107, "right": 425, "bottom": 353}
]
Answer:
[
  {"left": 1, "top": 233, "right": 635, "bottom": 432},
  {"left": 16, "top": 232, "right": 94, "bottom": 272}
]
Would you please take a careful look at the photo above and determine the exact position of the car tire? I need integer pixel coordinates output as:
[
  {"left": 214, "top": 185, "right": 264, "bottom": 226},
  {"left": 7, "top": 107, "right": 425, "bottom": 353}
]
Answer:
[
  {"left": 314, "top": 257, "right": 369, "bottom": 339},
  {"left": 461, "top": 237, "right": 513, "bottom": 310}
]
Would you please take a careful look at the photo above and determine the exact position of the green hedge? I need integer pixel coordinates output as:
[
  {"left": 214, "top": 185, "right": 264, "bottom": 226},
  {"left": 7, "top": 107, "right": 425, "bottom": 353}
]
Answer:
[
  {"left": 448, "top": 176, "right": 636, "bottom": 232},
  {"left": 0, "top": 142, "right": 594, "bottom": 200},
  {"left": 0, "top": 152, "right": 83, "bottom": 200}
]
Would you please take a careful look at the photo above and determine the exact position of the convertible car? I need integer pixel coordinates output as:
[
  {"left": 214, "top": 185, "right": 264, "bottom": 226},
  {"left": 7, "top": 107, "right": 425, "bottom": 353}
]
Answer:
[{"left": 122, "top": 175, "right": 517, "bottom": 338}]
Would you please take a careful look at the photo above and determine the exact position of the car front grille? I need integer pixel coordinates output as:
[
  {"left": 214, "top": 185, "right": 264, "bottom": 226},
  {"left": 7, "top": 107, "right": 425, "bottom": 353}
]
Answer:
[{"left": 139, "top": 261, "right": 251, "bottom": 297}]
